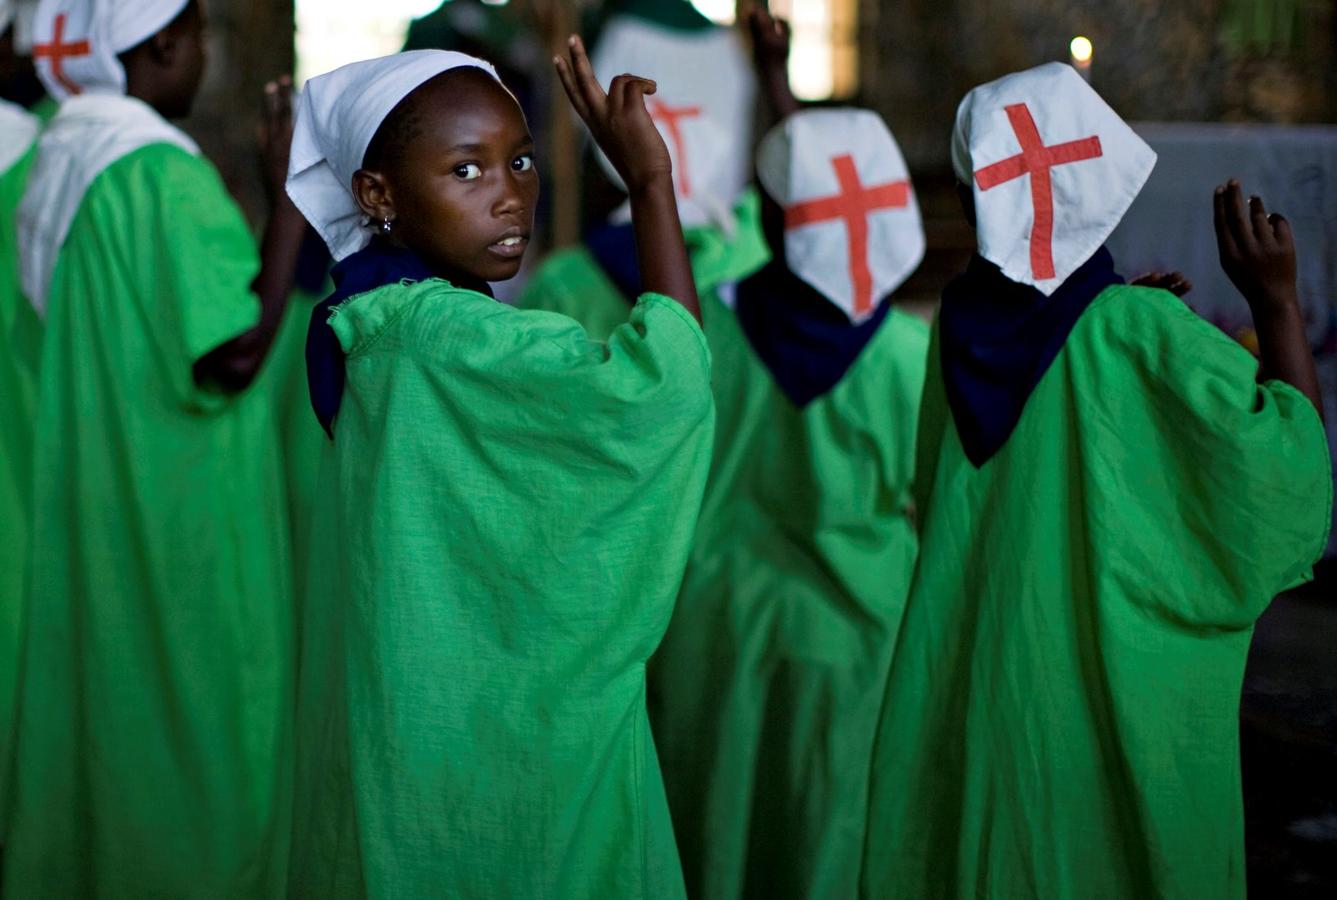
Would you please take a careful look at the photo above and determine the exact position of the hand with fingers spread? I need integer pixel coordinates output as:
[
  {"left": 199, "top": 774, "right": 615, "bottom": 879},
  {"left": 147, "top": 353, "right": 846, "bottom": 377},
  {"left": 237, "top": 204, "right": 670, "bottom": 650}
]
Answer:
[
  {"left": 749, "top": 6, "right": 799, "bottom": 119},
  {"left": 260, "top": 75, "right": 296, "bottom": 201},
  {"left": 553, "top": 35, "right": 702, "bottom": 323},
  {"left": 1213, "top": 180, "right": 1297, "bottom": 313},
  {"left": 1211, "top": 180, "right": 1322, "bottom": 418},
  {"left": 1131, "top": 270, "right": 1193, "bottom": 298},
  {"left": 553, "top": 36, "right": 671, "bottom": 195}
]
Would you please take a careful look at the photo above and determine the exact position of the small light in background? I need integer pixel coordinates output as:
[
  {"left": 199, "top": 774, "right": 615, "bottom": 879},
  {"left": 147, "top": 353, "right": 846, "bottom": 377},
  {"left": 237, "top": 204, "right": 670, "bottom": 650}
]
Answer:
[{"left": 1069, "top": 35, "right": 1093, "bottom": 80}]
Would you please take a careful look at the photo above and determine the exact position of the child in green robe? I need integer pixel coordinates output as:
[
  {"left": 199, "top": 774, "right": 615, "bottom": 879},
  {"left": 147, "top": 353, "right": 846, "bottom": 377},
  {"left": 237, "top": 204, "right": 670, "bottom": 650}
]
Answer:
[
  {"left": 645, "top": 11, "right": 931, "bottom": 898},
  {"left": 861, "top": 63, "right": 1329, "bottom": 900},
  {"left": 5, "top": 1, "right": 305, "bottom": 896},
  {"left": 283, "top": 40, "right": 712, "bottom": 897}
]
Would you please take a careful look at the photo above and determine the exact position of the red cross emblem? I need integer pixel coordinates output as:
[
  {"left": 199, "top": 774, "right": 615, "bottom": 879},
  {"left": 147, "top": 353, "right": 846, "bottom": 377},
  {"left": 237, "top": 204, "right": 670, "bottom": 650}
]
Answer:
[
  {"left": 33, "top": 14, "right": 93, "bottom": 96},
  {"left": 647, "top": 98, "right": 702, "bottom": 198},
  {"left": 784, "top": 153, "right": 911, "bottom": 317},
  {"left": 973, "top": 103, "right": 1103, "bottom": 280}
]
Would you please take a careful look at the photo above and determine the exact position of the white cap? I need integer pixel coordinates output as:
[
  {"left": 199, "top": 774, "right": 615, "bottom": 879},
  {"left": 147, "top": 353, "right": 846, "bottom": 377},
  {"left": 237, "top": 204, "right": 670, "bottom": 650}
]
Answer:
[
  {"left": 952, "top": 61, "right": 1155, "bottom": 294},
  {"left": 757, "top": 107, "right": 926, "bottom": 322},
  {"left": 30, "top": 0, "right": 191, "bottom": 99},
  {"left": 286, "top": 50, "right": 500, "bottom": 262}
]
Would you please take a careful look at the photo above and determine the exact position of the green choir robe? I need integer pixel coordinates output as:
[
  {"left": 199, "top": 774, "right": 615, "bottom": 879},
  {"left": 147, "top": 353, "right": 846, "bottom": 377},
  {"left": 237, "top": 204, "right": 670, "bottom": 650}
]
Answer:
[
  {"left": 518, "top": 202, "right": 930, "bottom": 897},
  {"left": 3, "top": 144, "right": 294, "bottom": 898},
  {"left": 288, "top": 283, "right": 715, "bottom": 898},
  {"left": 0, "top": 115, "right": 42, "bottom": 821},
  {"left": 861, "top": 285, "right": 1332, "bottom": 900}
]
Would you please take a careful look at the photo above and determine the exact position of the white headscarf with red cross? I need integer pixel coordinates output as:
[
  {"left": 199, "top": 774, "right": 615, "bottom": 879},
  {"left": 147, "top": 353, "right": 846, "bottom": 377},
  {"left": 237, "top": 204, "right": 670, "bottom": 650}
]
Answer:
[
  {"left": 30, "top": 0, "right": 190, "bottom": 100},
  {"left": 591, "top": 13, "right": 756, "bottom": 231},
  {"left": 952, "top": 62, "right": 1155, "bottom": 294},
  {"left": 756, "top": 107, "right": 925, "bottom": 323}
]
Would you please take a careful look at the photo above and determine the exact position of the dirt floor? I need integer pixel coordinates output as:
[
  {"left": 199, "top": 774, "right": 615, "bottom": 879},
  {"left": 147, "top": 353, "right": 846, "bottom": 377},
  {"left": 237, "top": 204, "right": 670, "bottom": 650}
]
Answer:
[{"left": 1243, "top": 560, "right": 1337, "bottom": 897}]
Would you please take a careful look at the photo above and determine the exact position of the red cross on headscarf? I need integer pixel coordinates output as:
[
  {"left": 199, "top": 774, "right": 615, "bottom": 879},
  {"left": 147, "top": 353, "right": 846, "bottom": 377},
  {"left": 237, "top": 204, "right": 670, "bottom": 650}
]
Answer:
[
  {"left": 33, "top": 14, "right": 93, "bottom": 96},
  {"left": 973, "top": 103, "right": 1103, "bottom": 280},
  {"left": 784, "top": 153, "right": 910, "bottom": 317},
  {"left": 647, "top": 98, "right": 702, "bottom": 198}
]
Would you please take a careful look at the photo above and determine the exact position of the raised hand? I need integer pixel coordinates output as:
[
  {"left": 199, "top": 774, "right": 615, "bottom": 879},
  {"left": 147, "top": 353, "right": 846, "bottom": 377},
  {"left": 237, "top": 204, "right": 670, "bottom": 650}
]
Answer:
[
  {"left": 748, "top": 6, "right": 799, "bottom": 118},
  {"left": 553, "top": 35, "right": 672, "bottom": 196},
  {"left": 1211, "top": 180, "right": 1322, "bottom": 417},
  {"left": 1213, "top": 179, "right": 1297, "bottom": 312},
  {"left": 259, "top": 75, "right": 295, "bottom": 201},
  {"left": 1131, "top": 270, "right": 1193, "bottom": 298}
]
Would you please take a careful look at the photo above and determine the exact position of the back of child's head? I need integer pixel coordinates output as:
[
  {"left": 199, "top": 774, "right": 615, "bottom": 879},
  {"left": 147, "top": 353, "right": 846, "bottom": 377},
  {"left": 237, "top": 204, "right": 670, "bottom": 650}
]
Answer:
[
  {"left": 30, "top": 0, "right": 201, "bottom": 113},
  {"left": 951, "top": 62, "right": 1156, "bottom": 293},
  {"left": 754, "top": 106, "right": 925, "bottom": 323}
]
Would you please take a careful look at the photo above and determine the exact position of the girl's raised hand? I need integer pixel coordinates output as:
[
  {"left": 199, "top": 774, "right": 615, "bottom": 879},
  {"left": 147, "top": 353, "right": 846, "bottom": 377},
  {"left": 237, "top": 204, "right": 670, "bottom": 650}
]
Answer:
[{"left": 553, "top": 35, "right": 672, "bottom": 195}]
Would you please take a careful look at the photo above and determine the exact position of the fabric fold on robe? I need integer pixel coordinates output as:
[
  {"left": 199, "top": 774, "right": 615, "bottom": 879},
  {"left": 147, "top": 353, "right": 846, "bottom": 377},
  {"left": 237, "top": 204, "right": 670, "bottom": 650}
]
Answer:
[
  {"left": 862, "top": 283, "right": 1331, "bottom": 900},
  {"left": 289, "top": 280, "right": 715, "bottom": 898}
]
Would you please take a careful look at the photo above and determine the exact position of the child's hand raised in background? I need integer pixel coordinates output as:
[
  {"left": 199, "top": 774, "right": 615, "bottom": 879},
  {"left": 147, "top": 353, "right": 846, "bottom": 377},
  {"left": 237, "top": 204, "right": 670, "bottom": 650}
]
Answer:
[
  {"left": 749, "top": 6, "right": 799, "bottom": 119},
  {"left": 1212, "top": 180, "right": 1323, "bottom": 418},
  {"left": 259, "top": 75, "right": 295, "bottom": 203},
  {"left": 1213, "top": 180, "right": 1298, "bottom": 313},
  {"left": 554, "top": 36, "right": 671, "bottom": 196}
]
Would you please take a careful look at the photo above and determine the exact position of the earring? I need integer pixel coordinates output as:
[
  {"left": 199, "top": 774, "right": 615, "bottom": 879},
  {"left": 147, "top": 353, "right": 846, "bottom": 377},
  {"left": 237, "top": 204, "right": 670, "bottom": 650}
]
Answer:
[{"left": 380, "top": 217, "right": 394, "bottom": 235}]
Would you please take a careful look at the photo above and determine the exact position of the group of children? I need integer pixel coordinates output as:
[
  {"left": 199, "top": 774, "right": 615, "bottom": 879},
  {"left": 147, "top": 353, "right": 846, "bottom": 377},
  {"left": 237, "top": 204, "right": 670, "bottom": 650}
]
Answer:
[{"left": 0, "top": 0, "right": 1329, "bottom": 898}]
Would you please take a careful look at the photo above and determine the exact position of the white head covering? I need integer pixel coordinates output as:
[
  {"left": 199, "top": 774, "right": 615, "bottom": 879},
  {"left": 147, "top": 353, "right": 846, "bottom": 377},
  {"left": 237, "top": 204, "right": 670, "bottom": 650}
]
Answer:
[
  {"left": 756, "top": 108, "right": 926, "bottom": 323},
  {"left": 287, "top": 50, "right": 501, "bottom": 262},
  {"left": 1, "top": 1, "right": 15, "bottom": 33},
  {"left": 591, "top": 13, "right": 756, "bottom": 231},
  {"left": 596, "top": 101, "right": 734, "bottom": 230},
  {"left": 12, "top": 0, "right": 38, "bottom": 52},
  {"left": 951, "top": 61, "right": 1155, "bottom": 294},
  {"left": 30, "top": 0, "right": 191, "bottom": 99}
]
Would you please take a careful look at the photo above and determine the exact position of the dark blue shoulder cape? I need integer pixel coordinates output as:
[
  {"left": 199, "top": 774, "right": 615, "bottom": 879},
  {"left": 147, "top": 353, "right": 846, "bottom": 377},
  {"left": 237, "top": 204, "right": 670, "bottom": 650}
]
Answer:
[
  {"left": 734, "top": 261, "right": 894, "bottom": 407},
  {"left": 306, "top": 240, "right": 489, "bottom": 438},
  {"left": 587, "top": 223, "right": 890, "bottom": 407},
  {"left": 938, "top": 246, "right": 1123, "bottom": 467}
]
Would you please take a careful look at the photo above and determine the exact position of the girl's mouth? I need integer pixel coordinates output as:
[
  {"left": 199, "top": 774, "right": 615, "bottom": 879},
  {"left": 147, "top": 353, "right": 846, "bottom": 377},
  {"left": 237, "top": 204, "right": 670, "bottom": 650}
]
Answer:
[{"left": 488, "top": 234, "right": 529, "bottom": 259}]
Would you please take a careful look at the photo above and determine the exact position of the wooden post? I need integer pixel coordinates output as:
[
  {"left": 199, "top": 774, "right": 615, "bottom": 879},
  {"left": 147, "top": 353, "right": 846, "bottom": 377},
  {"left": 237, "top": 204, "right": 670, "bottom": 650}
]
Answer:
[{"left": 532, "top": 0, "right": 581, "bottom": 249}]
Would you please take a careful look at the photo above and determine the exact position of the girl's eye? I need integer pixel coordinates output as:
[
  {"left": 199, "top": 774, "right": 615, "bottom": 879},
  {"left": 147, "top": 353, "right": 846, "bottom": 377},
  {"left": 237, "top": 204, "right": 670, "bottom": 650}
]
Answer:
[
  {"left": 453, "top": 163, "right": 483, "bottom": 181},
  {"left": 512, "top": 154, "right": 534, "bottom": 173}
]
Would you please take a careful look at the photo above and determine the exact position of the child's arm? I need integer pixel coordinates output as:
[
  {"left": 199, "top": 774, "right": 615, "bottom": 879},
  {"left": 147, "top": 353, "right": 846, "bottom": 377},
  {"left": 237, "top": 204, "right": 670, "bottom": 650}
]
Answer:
[
  {"left": 1131, "top": 271, "right": 1193, "bottom": 297},
  {"left": 749, "top": 6, "right": 799, "bottom": 120},
  {"left": 1213, "top": 179, "right": 1323, "bottom": 420},
  {"left": 194, "top": 77, "right": 307, "bottom": 391},
  {"left": 554, "top": 36, "right": 702, "bottom": 324}
]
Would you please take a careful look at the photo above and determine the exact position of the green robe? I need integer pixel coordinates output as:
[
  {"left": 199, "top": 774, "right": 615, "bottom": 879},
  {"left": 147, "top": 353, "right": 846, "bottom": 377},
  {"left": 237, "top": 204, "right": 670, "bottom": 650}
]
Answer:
[
  {"left": 288, "top": 283, "right": 715, "bottom": 898},
  {"left": 0, "top": 126, "right": 42, "bottom": 823},
  {"left": 518, "top": 201, "right": 930, "bottom": 897},
  {"left": 3, "top": 144, "right": 294, "bottom": 898},
  {"left": 861, "top": 285, "right": 1332, "bottom": 900}
]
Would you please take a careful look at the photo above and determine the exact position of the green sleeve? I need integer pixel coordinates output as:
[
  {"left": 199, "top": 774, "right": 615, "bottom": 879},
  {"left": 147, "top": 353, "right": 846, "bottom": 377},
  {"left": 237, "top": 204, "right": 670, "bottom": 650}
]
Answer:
[
  {"left": 103, "top": 145, "right": 261, "bottom": 407},
  {"left": 1084, "top": 286, "right": 1332, "bottom": 625}
]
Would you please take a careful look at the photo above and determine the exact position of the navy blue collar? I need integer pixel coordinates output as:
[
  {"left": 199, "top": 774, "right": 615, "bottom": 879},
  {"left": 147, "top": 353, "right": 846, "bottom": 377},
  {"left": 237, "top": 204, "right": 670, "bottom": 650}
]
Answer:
[
  {"left": 306, "top": 240, "right": 489, "bottom": 438},
  {"left": 734, "top": 261, "right": 895, "bottom": 407},
  {"left": 938, "top": 246, "right": 1123, "bottom": 467}
]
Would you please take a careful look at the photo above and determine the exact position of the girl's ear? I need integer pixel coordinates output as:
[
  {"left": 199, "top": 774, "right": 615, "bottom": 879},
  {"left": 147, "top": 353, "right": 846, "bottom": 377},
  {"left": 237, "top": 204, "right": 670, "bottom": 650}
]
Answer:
[{"left": 352, "top": 169, "right": 396, "bottom": 225}]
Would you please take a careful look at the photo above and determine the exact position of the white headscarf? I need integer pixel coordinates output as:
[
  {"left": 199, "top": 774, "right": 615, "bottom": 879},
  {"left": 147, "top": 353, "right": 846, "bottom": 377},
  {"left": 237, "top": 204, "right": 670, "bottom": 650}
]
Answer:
[
  {"left": 952, "top": 62, "right": 1155, "bottom": 294},
  {"left": 756, "top": 107, "right": 926, "bottom": 323},
  {"left": 0, "top": 1, "right": 15, "bottom": 33},
  {"left": 286, "top": 50, "right": 501, "bottom": 262},
  {"left": 30, "top": 0, "right": 191, "bottom": 99}
]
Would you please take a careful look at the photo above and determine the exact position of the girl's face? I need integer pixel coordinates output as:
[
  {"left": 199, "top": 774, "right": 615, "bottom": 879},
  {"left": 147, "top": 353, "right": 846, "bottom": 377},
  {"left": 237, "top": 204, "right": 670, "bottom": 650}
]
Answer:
[{"left": 376, "top": 70, "right": 538, "bottom": 284}]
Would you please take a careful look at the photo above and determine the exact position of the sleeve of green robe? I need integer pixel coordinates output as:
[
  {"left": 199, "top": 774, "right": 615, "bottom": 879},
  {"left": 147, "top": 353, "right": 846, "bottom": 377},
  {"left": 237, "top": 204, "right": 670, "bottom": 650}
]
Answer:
[
  {"left": 1077, "top": 286, "right": 1331, "bottom": 627},
  {"left": 88, "top": 144, "right": 261, "bottom": 410}
]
